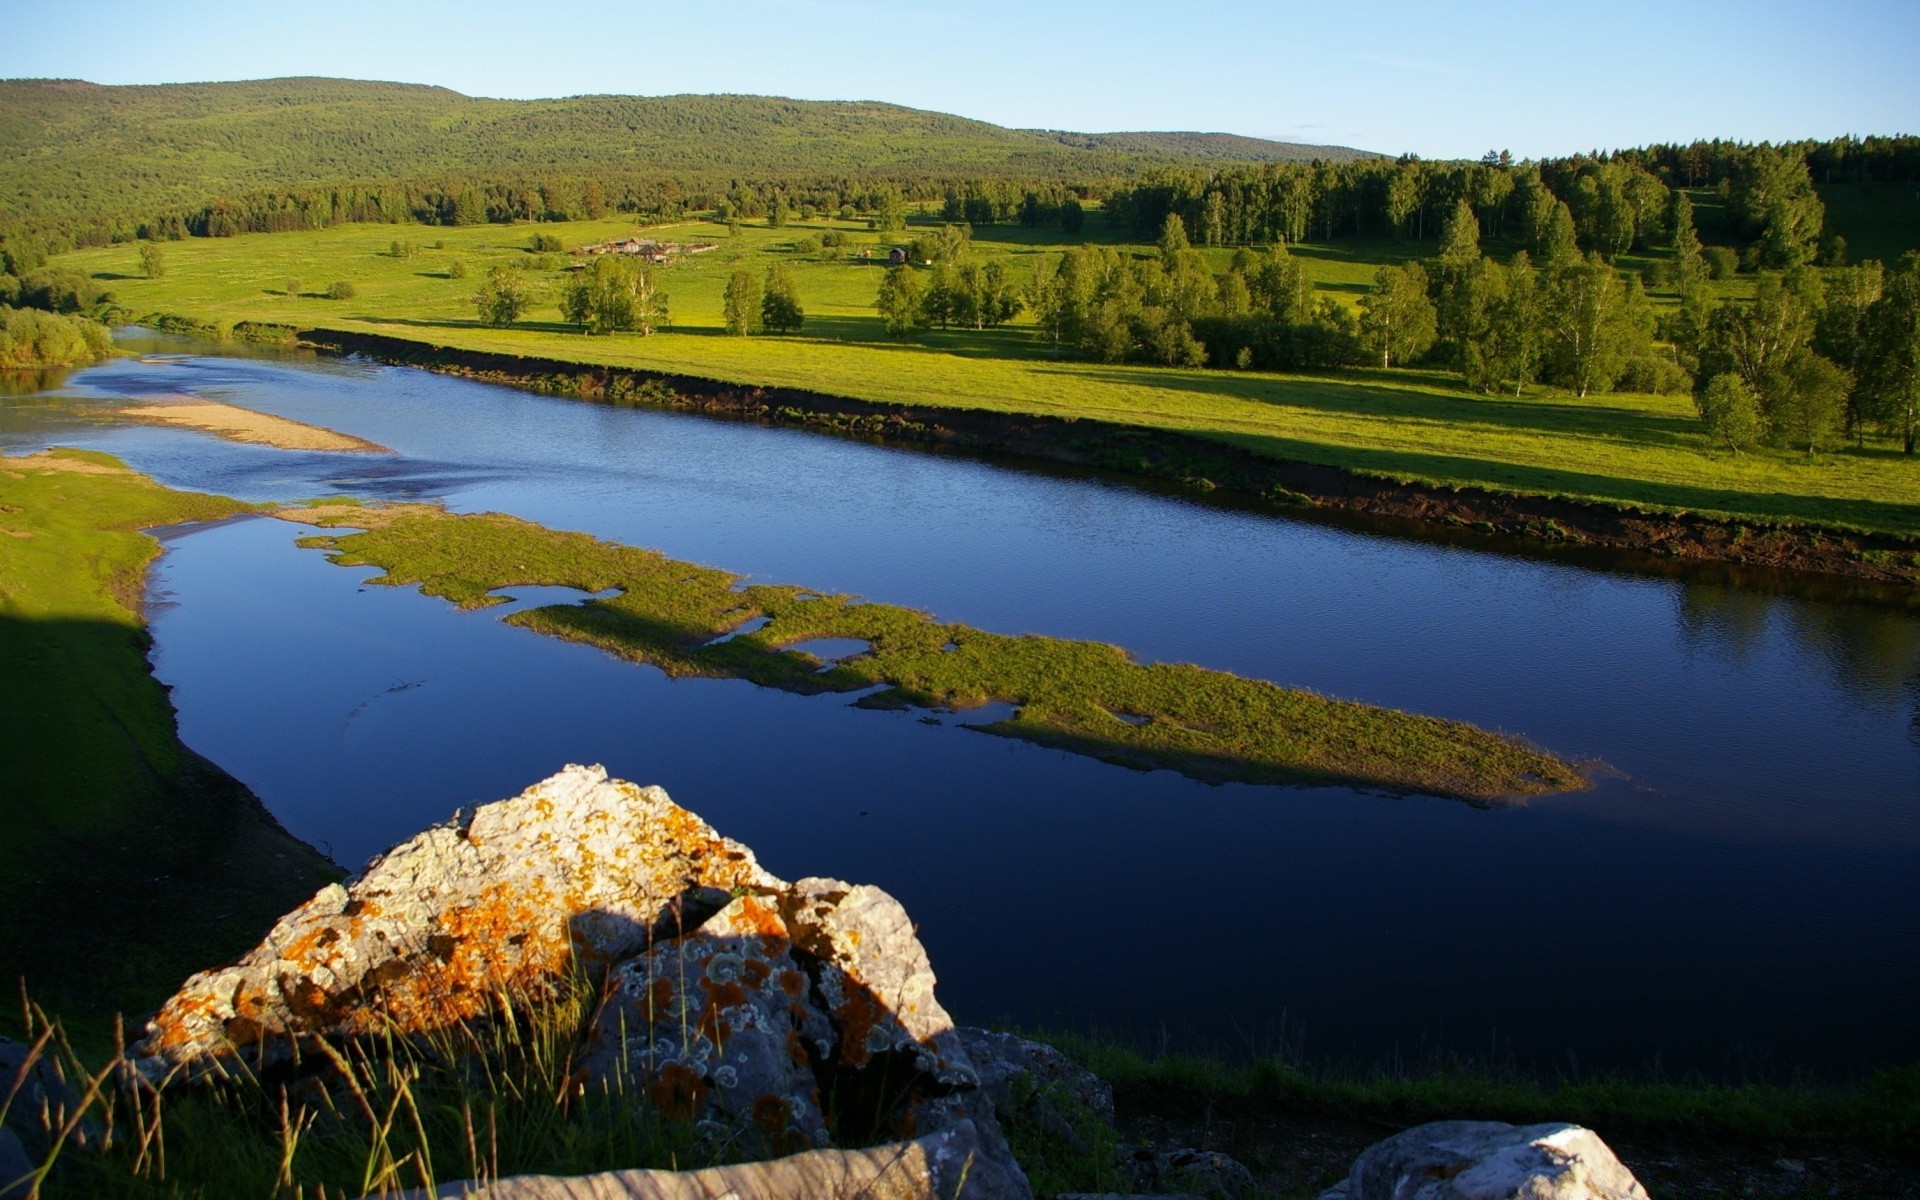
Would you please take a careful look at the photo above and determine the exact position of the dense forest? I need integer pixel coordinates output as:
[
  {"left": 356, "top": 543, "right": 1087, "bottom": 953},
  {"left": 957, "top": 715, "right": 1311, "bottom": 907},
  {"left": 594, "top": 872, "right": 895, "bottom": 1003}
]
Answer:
[
  {"left": 877, "top": 138, "right": 1920, "bottom": 455},
  {"left": 0, "top": 77, "right": 1364, "bottom": 264}
]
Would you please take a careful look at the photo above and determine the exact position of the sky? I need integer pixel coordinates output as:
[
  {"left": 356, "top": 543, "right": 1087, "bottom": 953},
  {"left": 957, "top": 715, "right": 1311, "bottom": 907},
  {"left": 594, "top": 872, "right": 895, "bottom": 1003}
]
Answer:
[{"left": 2, "top": 0, "right": 1916, "bottom": 159}]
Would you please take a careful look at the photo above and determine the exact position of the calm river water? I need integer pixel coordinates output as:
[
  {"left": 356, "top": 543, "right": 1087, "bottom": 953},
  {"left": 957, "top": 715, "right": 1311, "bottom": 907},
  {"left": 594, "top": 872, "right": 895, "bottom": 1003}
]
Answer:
[{"left": 6, "top": 335, "right": 1917, "bottom": 1080}]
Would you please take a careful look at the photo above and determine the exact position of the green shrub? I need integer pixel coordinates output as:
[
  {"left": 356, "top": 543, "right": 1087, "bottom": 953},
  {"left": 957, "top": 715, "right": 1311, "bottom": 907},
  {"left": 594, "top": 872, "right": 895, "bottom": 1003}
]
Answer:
[
  {"left": 326, "top": 280, "right": 356, "bottom": 300},
  {"left": 1703, "top": 246, "right": 1738, "bottom": 280},
  {"left": 1617, "top": 354, "right": 1691, "bottom": 395}
]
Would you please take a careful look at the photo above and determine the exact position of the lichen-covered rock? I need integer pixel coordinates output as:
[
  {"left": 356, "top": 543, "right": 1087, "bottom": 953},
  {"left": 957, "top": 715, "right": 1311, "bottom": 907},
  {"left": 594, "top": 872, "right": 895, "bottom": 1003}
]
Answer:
[
  {"left": 1317, "top": 1121, "right": 1648, "bottom": 1200},
  {"left": 136, "top": 766, "right": 1035, "bottom": 1197},
  {"left": 368, "top": 1117, "right": 1027, "bottom": 1199},
  {"left": 579, "top": 892, "right": 838, "bottom": 1156},
  {"left": 783, "top": 877, "right": 975, "bottom": 1088},
  {"left": 132, "top": 765, "right": 776, "bottom": 1079},
  {"left": 576, "top": 882, "right": 1011, "bottom": 1170}
]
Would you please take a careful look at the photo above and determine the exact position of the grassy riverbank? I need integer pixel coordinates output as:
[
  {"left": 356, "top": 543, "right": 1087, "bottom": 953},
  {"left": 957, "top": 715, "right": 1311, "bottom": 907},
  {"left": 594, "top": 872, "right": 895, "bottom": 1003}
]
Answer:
[
  {"left": 0, "top": 450, "right": 337, "bottom": 1031},
  {"left": 288, "top": 502, "right": 1584, "bottom": 802},
  {"left": 52, "top": 215, "right": 1920, "bottom": 538}
]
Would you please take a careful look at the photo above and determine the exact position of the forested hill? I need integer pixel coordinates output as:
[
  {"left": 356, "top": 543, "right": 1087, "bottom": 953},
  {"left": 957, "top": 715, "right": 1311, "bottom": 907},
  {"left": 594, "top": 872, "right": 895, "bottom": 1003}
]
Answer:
[
  {"left": 1032, "top": 130, "right": 1374, "bottom": 164},
  {"left": 0, "top": 77, "right": 1365, "bottom": 248}
]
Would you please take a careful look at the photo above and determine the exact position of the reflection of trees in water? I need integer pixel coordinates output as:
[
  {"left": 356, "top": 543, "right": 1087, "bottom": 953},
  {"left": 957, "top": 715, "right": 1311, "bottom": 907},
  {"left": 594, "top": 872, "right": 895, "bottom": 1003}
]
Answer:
[
  {"left": 1677, "top": 580, "right": 1920, "bottom": 732},
  {"left": 1675, "top": 584, "right": 1776, "bottom": 663},
  {"left": 0, "top": 367, "right": 75, "bottom": 397}
]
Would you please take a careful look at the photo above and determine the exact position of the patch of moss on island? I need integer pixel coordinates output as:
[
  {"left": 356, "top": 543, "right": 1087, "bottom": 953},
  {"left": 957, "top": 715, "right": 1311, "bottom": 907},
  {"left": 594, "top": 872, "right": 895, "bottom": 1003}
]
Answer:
[{"left": 289, "top": 504, "right": 1588, "bottom": 803}]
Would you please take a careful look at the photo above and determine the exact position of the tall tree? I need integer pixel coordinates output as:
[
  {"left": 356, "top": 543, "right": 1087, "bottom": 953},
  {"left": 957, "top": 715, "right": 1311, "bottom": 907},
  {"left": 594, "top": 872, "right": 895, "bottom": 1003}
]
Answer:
[
  {"left": 722, "top": 269, "right": 760, "bottom": 336},
  {"left": 1481, "top": 252, "right": 1544, "bottom": 396},
  {"left": 1359, "top": 262, "right": 1437, "bottom": 368},
  {"left": 1669, "top": 191, "right": 1708, "bottom": 299},
  {"left": 1813, "top": 261, "right": 1884, "bottom": 439},
  {"left": 761, "top": 263, "right": 804, "bottom": 333},
  {"left": 563, "top": 255, "right": 667, "bottom": 335},
  {"left": 876, "top": 264, "right": 925, "bottom": 338},
  {"left": 1695, "top": 373, "right": 1763, "bottom": 452},
  {"left": 1542, "top": 255, "right": 1650, "bottom": 396},
  {"left": 1158, "top": 212, "right": 1190, "bottom": 260},
  {"left": 1249, "top": 245, "right": 1313, "bottom": 324},
  {"left": 473, "top": 266, "right": 531, "bottom": 328},
  {"left": 1860, "top": 252, "right": 1920, "bottom": 453},
  {"left": 138, "top": 242, "right": 164, "bottom": 279}
]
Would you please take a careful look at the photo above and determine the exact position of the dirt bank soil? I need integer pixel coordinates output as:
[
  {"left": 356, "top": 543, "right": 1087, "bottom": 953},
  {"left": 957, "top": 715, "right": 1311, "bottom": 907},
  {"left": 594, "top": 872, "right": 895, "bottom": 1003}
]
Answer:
[{"left": 300, "top": 330, "right": 1920, "bottom": 592}]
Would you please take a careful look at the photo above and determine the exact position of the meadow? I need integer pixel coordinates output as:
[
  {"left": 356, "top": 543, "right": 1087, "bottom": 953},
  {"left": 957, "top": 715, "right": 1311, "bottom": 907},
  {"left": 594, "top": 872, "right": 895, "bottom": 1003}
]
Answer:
[{"left": 55, "top": 205, "right": 1920, "bottom": 537}]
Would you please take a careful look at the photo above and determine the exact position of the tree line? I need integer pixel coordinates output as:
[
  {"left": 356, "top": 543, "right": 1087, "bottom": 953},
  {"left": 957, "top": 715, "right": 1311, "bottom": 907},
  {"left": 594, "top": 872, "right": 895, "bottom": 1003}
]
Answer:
[
  {"left": 1102, "top": 138, "right": 1851, "bottom": 271},
  {"left": 873, "top": 204, "right": 1920, "bottom": 455}
]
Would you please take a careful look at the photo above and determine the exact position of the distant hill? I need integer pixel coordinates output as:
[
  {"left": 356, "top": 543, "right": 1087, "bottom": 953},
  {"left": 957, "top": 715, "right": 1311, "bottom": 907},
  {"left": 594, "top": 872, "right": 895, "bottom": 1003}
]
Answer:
[
  {"left": 0, "top": 77, "right": 1372, "bottom": 246},
  {"left": 1030, "top": 130, "right": 1376, "bottom": 164}
]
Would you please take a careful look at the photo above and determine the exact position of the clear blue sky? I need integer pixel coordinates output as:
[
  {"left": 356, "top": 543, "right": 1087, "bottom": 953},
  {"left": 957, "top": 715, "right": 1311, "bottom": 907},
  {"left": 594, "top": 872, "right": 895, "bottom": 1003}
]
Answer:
[{"left": 3, "top": 0, "right": 1915, "bottom": 159}]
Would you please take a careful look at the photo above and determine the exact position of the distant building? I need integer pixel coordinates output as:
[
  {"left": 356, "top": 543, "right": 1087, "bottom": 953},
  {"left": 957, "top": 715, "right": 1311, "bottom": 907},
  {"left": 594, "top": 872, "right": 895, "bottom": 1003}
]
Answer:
[{"left": 887, "top": 247, "right": 908, "bottom": 266}]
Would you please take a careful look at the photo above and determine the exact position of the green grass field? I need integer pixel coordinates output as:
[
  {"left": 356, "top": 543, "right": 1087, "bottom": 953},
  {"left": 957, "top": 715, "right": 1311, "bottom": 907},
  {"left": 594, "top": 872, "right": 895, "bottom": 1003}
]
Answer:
[{"left": 53, "top": 212, "right": 1920, "bottom": 536}]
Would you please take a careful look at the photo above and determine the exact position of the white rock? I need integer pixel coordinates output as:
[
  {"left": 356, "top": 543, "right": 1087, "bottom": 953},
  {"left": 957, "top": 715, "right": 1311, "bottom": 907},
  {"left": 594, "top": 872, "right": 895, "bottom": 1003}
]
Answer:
[{"left": 1318, "top": 1120, "right": 1648, "bottom": 1200}]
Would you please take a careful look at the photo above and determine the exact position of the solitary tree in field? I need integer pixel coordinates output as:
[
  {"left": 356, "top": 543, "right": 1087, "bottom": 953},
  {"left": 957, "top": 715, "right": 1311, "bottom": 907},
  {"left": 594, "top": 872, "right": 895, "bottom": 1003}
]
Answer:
[
  {"left": 474, "top": 266, "right": 532, "bottom": 327},
  {"left": 723, "top": 270, "right": 760, "bottom": 335},
  {"left": 284, "top": 278, "right": 301, "bottom": 298},
  {"left": 139, "top": 243, "right": 165, "bottom": 279},
  {"left": 876, "top": 265, "right": 925, "bottom": 338},
  {"left": 761, "top": 264, "right": 804, "bottom": 333},
  {"left": 1359, "top": 263, "right": 1436, "bottom": 368}
]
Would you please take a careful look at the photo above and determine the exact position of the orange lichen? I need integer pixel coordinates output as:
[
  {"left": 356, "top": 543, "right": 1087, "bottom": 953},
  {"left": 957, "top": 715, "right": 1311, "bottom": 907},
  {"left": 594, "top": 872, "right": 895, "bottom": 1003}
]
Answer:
[
  {"left": 650, "top": 1062, "right": 708, "bottom": 1121},
  {"left": 833, "top": 989, "right": 883, "bottom": 1069}
]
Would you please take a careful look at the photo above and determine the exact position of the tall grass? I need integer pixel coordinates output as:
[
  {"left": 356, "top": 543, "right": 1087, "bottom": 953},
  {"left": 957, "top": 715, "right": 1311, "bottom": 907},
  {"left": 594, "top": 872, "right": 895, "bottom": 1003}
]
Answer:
[{"left": 12, "top": 977, "right": 714, "bottom": 1200}]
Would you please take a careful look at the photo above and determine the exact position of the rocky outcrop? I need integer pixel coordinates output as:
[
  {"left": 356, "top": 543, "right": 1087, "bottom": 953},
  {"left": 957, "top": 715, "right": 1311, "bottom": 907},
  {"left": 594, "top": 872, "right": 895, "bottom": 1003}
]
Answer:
[
  {"left": 132, "top": 765, "right": 776, "bottom": 1079},
  {"left": 1318, "top": 1120, "right": 1648, "bottom": 1200},
  {"left": 134, "top": 766, "right": 1033, "bottom": 1197}
]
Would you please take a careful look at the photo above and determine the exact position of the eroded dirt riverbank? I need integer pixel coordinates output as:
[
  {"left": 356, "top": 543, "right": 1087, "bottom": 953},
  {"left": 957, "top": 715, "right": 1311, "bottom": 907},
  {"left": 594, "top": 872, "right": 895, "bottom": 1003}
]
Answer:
[{"left": 297, "top": 328, "right": 1920, "bottom": 592}]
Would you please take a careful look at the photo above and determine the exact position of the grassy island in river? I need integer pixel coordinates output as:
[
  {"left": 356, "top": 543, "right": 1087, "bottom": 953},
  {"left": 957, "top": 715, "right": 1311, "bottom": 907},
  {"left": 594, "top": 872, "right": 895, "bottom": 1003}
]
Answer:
[{"left": 288, "top": 502, "right": 1586, "bottom": 802}]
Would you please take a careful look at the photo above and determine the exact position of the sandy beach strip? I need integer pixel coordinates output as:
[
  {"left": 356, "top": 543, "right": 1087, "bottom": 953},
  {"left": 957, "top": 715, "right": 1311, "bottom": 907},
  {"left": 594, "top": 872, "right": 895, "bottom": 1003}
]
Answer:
[{"left": 111, "top": 399, "right": 391, "bottom": 453}]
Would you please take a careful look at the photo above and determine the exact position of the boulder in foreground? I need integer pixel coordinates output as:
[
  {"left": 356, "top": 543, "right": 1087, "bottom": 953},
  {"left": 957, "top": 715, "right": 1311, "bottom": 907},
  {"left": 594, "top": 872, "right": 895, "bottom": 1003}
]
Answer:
[
  {"left": 133, "top": 765, "right": 1032, "bottom": 1196},
  {"left": 1318, "top": 1120, "right": 1648, "bottom": 1200}
]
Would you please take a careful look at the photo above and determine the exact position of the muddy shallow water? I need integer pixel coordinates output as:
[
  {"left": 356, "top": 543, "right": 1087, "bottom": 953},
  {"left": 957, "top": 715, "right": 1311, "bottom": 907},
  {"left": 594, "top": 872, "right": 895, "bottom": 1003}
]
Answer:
[{"left": 6, "top": 335, "right": 1918, "bottom": 1079}]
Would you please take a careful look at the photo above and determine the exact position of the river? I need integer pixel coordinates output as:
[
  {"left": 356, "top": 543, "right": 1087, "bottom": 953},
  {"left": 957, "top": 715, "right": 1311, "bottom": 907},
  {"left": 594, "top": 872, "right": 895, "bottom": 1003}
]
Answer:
[{"left": 5, "top": 333, "right": 1917, "bottom": 1081}]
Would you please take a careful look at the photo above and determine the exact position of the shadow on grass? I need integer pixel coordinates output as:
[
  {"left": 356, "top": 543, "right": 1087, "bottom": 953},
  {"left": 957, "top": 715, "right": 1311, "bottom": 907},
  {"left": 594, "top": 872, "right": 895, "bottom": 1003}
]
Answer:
[
  {"left": 1044, "top": 362, "right": 1699, "bottom": 446},
  {"left": 0, "top": 613, "right": 338, "bottom": 1039}
]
